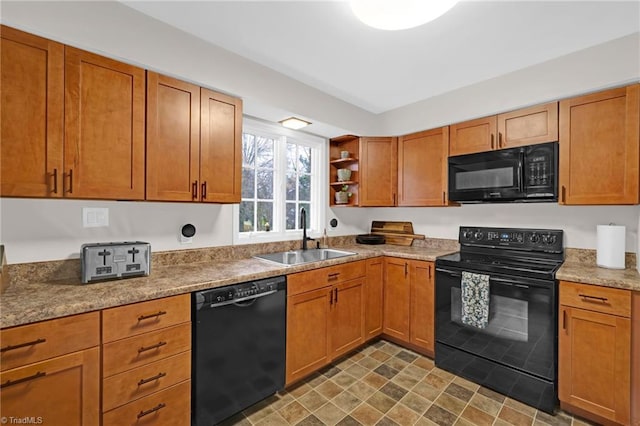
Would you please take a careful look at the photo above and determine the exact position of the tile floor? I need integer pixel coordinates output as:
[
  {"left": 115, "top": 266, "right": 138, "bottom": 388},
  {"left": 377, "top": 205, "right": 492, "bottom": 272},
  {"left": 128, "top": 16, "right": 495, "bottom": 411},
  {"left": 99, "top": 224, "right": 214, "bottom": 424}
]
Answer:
[{"left": 220, "top": 340, "right": 596, "bottom": 426}]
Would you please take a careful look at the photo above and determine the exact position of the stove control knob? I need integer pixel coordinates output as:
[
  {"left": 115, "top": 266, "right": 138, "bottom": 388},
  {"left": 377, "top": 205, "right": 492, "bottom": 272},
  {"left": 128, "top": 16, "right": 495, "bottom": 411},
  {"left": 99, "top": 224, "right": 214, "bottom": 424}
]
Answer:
[
  {"left": 215, "top": 295, "right": 224, "bottom": 303},
  {"left": 542, "top": 234, "right": 557, "bottom": 245},
  {"left": 529, "top": 233, "right": 540, "bottom": 244},
  {"left": 474, "top": 231, "right": 484, "bottom": 240},
  {"left": 462, "top": 230, "right": 473, "bottom": 239}
]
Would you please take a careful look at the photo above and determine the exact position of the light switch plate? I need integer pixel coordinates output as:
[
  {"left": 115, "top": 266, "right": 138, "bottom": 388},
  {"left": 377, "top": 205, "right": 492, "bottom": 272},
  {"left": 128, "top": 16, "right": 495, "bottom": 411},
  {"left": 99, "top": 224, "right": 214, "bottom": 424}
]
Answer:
[{"left": 83, "top": 207, "right": 109, "bottom": 228}]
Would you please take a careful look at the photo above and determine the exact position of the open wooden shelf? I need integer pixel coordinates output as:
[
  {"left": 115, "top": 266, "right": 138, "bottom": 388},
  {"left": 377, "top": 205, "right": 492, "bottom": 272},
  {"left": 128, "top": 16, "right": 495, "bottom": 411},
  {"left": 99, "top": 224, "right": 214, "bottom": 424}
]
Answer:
[{"left": 330, "top": 181, "right": 358, "bottom": 186}]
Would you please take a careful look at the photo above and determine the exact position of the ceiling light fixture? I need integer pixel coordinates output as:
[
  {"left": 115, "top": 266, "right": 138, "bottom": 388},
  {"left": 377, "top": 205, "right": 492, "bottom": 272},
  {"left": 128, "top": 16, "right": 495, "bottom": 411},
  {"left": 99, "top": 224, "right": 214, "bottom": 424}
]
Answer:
[
  {"left": 350, "top": 0, "right": 459, "bottom": 31},
  {"left": 279, "top": 117, "right": 311, "bottom": 130}
]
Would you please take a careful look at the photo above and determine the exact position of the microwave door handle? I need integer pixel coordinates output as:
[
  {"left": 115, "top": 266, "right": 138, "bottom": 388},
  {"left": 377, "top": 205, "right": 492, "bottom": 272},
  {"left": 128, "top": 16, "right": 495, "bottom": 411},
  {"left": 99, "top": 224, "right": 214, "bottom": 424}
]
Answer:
[{"left": 518, "top": 152, "right": 525, "bottom": 192}]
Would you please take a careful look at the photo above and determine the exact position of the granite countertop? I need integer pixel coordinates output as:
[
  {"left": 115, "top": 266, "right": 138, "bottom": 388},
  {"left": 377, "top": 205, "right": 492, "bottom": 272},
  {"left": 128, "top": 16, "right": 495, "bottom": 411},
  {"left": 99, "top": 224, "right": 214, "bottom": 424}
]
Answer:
[
  {"left": 556, "top": 262, "right": 640, "bottom": 292},
  {"left": 0, "top": 244, "right": 453, "bottom": 329},
  {"left": 2, "top": 243, "right": 638, "bottom": 329}
]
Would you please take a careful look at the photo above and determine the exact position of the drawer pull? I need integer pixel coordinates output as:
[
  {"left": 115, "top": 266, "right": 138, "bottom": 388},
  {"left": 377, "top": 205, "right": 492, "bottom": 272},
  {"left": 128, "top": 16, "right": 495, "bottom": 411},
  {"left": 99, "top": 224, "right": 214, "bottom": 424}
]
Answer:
[
  {"left": 138, "top": 341, "right": 167, "bottom": 353},
  {"left": 137, "top": 403, "right": 166, "bottom": 419},
  {"left": 578, "top": 294, "right": 608, "bottom": 303},
  {"left": 328, "top": 273, "right": 340, "bottom": 281},
  {"left": 138, "top": 311, "right": 167, "bottom": 321},
  {"left": 1, "top": 338, "right": 47, "bottom": 353},
  {"left": 1, "top": 371, "right": 46, "bottom": 389},
  {"left": 137, "top": 372, "right": 167, "bottom": 386}
]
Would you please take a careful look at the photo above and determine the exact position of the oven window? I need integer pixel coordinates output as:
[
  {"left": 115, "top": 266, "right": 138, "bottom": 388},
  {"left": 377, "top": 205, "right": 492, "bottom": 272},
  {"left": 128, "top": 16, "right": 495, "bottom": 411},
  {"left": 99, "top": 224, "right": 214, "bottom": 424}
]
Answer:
[
  {"left": 451, "top": 288, "right": 528, "bottom": 342},
  {"left": 455, "top": 167, "right": 513, "bottom": 190}
]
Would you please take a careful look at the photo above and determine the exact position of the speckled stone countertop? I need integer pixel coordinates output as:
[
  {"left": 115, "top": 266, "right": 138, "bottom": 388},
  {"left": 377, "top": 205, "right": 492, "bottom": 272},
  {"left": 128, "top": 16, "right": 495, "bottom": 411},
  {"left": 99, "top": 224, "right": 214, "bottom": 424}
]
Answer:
[
  {"left": 556, "top": 248, "right": 639, "bottom": 291},
  {"left": 0, "top": 242, "right": 456, "bottom": 329}
]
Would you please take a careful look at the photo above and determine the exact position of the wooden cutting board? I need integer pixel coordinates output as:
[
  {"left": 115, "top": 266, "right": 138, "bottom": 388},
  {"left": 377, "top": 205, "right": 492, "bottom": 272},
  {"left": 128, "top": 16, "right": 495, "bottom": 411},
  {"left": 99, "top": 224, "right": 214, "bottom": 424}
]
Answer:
[{"left": 370, "top": 221, "right": 425, "bottom": 246}]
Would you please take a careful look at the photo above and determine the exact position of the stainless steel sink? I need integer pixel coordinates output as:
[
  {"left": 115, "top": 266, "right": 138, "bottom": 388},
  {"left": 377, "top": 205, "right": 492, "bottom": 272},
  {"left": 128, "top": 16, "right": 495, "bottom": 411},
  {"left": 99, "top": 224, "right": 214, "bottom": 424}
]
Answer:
[{"left": 254, "top": 248, "right": 356, "bottom": 266}]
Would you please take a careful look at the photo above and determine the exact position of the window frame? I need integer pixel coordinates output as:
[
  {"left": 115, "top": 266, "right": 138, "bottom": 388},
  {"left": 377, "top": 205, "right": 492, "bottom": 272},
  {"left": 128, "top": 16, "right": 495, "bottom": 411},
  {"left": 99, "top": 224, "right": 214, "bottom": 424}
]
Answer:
[{"left": 233, "top": 118, "right": 326, "bottom": 245}]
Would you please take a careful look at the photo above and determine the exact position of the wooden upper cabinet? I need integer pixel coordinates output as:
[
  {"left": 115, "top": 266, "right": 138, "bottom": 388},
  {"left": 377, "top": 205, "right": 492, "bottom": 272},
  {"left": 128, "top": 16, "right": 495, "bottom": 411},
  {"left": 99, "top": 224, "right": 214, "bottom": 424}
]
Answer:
[
  {"left": 449, "top": 116, "right": 496, "bottom": 156},
  {"left": 146, "top": 72, "right": 201, "bottom": 201},
  {"left": 450, "top": 102, "right": 559, "bottom": 156},
  {"left": 498, "top": 102, "right": 558, "bottom": 149},
  {"left": 199, "top": 88, "right": 242, "bottom": 203},
  {"left": 559, "top": 84, "right": 640, "bottom": 205},
  {"left": 64, "top": 47, "right": 145, "bottom": 200},
  {"left": 1, "top": 26, "right": 64, "bottom": 197},
  {"left": 398, "top": 127, "right": 449, "bottom": 206},
  {"left": 359, "top": 137, "right": 398, "bottom": 206}
]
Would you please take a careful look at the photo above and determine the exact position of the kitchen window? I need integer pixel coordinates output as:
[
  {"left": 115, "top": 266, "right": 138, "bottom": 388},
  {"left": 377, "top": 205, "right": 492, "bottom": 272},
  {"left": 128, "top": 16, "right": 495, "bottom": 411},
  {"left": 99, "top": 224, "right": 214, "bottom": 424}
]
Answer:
[{"left": 234, "top": 119, "right": 325, "bottom": 243}]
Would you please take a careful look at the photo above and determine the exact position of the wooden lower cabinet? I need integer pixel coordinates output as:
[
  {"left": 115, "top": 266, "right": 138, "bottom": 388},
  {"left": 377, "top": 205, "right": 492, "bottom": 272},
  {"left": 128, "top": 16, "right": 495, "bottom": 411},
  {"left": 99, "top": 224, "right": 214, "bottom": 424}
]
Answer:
[
  {"left": 286, "top": 286, "right": 332, "bottom": 385},
  {"left": 286, "top": 261, "right": 367, "bottom": 385},
  {"left": 383, "top": 258, "right": 434, "bottom": 354},
  {"left": 365, "top": 257, "right": 384, "bottom": 340},
  {"left": 0, "top": 347, "right": 100, "bottom": 426},
  {"left": 559, "top": 281, "right": 631, "bottom": 425}
]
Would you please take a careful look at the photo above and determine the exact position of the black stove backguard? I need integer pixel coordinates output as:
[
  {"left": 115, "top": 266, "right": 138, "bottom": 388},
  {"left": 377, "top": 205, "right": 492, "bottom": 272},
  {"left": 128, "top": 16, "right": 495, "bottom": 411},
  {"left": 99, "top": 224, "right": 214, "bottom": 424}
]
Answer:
[{"left": 435, "top": 226, "right": 564, "bottom": 414}]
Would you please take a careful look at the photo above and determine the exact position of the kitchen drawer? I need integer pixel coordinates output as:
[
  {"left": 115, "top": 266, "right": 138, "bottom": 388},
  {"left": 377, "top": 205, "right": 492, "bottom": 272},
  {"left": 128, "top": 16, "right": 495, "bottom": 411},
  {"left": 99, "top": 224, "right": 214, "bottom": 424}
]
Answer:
[
  {"left": 103, "top": 323, "right": 191, "bottom": 377},
  {"left": 103, "top": 351, "right": 191, "bottom": 411},
  {"left": 102, "top": 294, "right": 190, "bottom": 343},
  {"left": 0, "top": 311, "right": 100, "bottom": 371},
  {"left": 559, "top": 281, "right": 631, "bottom": 317},
  {"left": 288, "top": 260, "right": 365, "bottom": 296},
  {"left": 102, "top": 380, "right": 190, "bottom": 426}
]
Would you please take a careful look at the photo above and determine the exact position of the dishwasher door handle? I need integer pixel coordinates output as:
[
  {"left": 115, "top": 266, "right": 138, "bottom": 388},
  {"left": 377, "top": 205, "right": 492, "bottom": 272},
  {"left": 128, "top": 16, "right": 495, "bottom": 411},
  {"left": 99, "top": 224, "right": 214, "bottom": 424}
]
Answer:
[{"left": 208, "top": 289, "right": 279, "bottom": 308}]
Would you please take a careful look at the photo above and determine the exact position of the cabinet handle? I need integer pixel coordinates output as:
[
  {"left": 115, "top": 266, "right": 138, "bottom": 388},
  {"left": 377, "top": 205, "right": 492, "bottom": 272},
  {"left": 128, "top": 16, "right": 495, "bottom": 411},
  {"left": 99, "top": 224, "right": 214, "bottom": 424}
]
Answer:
[
  {"left": 404, "top": 262, "right": 408, "bottom": 277},
  {"left": 0, "top": 371, "right": 46, "bottom": 389},
  {"left": 1, "top": 338, "right": 46, "bottom": 353},
  {"left": 442, "top": 191, "right": 445, "bottom": 205},
  {"left": 67, "top": 169, "right": 73, "bottom": 193},
  {"left": 138, "top": 341, "right": 167, "bottom": 353},
  {"left": 334, "top": 288, "right": 338, "bottom": 303},
  {"left": 138, "top": 310, "right": 167, "bottom": 321},
  {"left": 202, "top": 181, "right": 207, "bottom": 199},
  {"left": 137, "top": 403, "right": 166, "bottom": 419},
  {"left": 192, "top": 180, "right": 198, "bottom": 199},
  {"left": 138, "top": 372, "right": 167, "bottom": 386},
  {"left": 328, "top": 272, "right": 340, "bottom": 281},
  {"left": 491, "top": 134, "right": 495, "bottom": 149},
  {"left": 578, "top": 294, "right": 608, "bottom": 303},
  {"left": 329, "top": 288, "right": 334, "bottom": 305},
  {"left": 562, "top": 309, "right": 567, "bottom": 330},
  {"left": 498, "top": 132, "right": 503, "bottom": 148},
  {"left": 52, "top": 169, "right": 58, "bottom": 194},
  {"left": 561, "top": 185, "right": 566, "bottom": 203}
]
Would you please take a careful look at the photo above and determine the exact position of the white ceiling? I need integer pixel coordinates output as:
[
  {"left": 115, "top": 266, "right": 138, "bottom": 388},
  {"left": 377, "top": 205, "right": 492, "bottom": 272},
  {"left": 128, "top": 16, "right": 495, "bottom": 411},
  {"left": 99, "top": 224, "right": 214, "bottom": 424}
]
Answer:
[{"left": 121, "top": 1, "right": 640, "bottom": 114}]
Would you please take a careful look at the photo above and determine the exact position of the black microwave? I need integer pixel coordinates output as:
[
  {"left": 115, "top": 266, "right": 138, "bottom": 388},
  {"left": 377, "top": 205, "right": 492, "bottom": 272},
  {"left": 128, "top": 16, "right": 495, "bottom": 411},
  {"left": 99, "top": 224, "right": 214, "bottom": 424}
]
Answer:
[{"left": 448, "top": 142, "right": 558, "bottom": 203}]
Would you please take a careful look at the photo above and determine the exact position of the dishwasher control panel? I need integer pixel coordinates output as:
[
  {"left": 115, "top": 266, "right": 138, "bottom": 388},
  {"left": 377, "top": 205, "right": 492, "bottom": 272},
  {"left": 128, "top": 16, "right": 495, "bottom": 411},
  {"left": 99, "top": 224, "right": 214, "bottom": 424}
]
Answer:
[{"left": 194, "top": 276, "right": 286, "bottom": 310}]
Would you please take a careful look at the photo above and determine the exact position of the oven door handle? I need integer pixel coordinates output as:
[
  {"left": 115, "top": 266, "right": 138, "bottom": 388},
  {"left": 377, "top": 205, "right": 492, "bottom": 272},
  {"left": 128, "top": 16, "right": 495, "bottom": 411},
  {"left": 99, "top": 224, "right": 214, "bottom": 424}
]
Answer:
[
  {"left": 490, "top": 277, "right": 530, "bottom": 289},
  {"left": 436, "top": 268, "right": 542, "bottom": 289},
  {"left": 435, "top": 268, "right": 462, "bottom": 277}
]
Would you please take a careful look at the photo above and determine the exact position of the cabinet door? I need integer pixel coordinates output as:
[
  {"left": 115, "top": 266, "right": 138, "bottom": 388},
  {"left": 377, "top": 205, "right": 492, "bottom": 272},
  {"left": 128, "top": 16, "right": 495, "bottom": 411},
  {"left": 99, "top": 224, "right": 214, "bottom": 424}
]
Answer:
[
  {"left": 146, "top": 72, "right": 201, "bottom": 201},
  {"left": 331, "top": 278, "right": 365, "bottom": 359},
  {"left": 383, "top": 258, "right": 410, "bottom": 342},
  {"left": 364, "top": 258, "right": 384, "bottom": 340},
  {"left": 286, "top": 287, "right": 331, "bottom": 385},
  {"left": 0, "top": 347, "right": 100, "bottom": 426},
  {"left": 1, "top": 26, "right": 64, "bottom": 197},
  {"left": 398, "top": 127, "right": 449, "bottom": 206},
  {"left": 497, "top": 102, "right": 558, "bottom": 149},
  {"left": 200, "top": 88, "right": 242, "bottom": 203},
  {"left": 449, "top": 116, "right": 497, "bottom": 156},
  {"left": 559, "top": 84, "right": 639, "bottom": 205},
  {"left": 559, "top": 306, "right": 631, "bottom": 425},
  {"left": 64, "top": 47, "right": 145, "bottom": 200},
  {"left": 359, "top": 137, "right": 398, "bottom": 206},
  {"left": 409, "top": 261, "right": 434, "bottom": 353}
]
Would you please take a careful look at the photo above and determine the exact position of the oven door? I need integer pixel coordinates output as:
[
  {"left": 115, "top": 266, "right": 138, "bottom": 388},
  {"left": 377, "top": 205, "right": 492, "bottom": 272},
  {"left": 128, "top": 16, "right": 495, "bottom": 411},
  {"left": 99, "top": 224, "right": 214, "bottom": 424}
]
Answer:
[
  {"left": 448, "top": 149, "right": 523, "bottom": 202},
  {"left": 435, "top": 266, "right": 556, "bottom": 381}
]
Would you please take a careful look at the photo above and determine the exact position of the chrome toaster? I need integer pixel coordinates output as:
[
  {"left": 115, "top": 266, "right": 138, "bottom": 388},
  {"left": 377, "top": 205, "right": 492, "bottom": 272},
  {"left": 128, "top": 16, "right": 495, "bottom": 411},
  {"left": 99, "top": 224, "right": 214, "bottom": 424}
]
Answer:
[{"left": 81, "top": 241, "right": 151, "bottom": 283}]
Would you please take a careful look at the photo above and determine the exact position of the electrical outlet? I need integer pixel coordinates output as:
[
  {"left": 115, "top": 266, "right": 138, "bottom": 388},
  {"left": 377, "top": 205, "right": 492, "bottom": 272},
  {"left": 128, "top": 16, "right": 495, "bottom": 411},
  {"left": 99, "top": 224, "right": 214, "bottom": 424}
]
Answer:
[{"left": 83, "top": 208, "right": 109, "bottom": 228}]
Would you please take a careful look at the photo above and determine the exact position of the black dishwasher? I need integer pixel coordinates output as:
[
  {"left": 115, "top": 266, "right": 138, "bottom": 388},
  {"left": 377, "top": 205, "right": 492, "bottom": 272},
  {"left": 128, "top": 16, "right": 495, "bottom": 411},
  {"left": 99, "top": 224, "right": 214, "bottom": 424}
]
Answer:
[{"left": 192, "top": 276, "right": 286, "bottom": 426}]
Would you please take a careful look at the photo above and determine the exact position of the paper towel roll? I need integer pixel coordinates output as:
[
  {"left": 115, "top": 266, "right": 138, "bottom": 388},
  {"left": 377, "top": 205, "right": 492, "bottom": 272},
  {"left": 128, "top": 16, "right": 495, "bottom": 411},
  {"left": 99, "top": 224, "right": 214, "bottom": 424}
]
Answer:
[{"left": 597, "top": 224, "right": 625, "bottom": 269}]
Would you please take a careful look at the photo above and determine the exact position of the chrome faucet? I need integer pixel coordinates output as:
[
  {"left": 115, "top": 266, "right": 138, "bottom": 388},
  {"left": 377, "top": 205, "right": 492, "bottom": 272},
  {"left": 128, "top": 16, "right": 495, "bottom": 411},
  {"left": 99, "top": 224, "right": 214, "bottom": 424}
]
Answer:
[{"left": 300, "top": 207, "right": 314, "bottom": 250}]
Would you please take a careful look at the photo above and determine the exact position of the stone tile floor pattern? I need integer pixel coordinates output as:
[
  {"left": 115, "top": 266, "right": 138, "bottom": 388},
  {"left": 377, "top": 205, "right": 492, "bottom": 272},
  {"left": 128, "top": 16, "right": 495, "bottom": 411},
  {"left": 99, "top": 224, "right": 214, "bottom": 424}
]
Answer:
[{"left": 219, "top": 340, "right": 597, "bottom": 426}]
